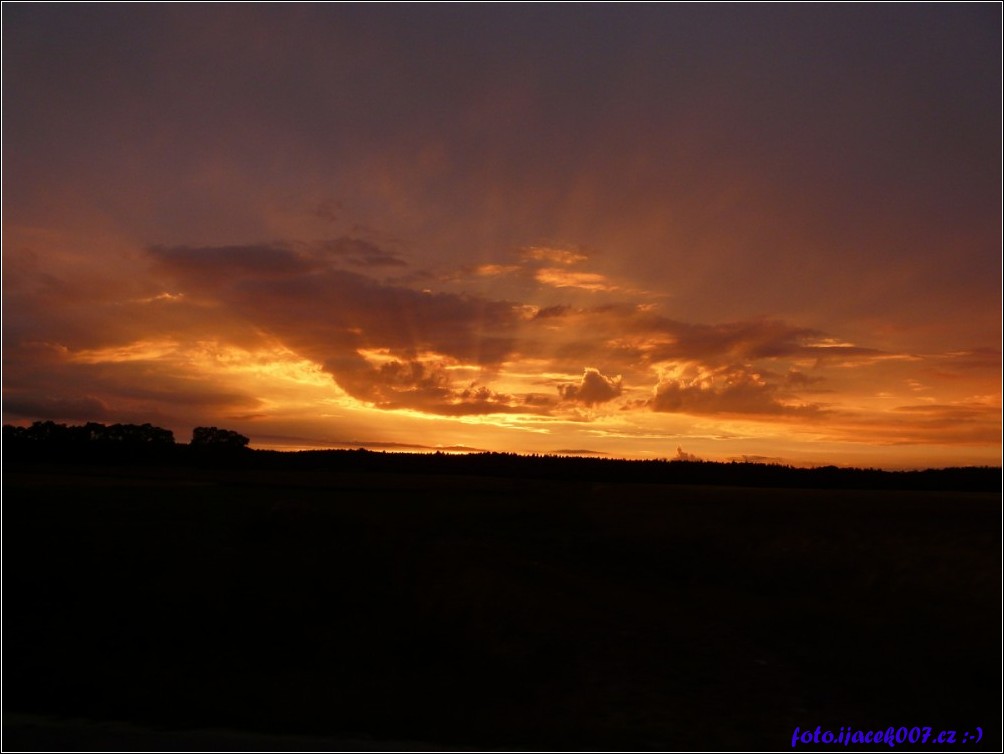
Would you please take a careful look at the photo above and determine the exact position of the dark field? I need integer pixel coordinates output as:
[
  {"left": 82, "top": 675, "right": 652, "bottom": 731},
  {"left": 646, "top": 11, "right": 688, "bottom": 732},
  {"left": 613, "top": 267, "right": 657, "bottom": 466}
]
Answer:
[{"left": 3, "top": 464, "right": 999, "bottom": 750}]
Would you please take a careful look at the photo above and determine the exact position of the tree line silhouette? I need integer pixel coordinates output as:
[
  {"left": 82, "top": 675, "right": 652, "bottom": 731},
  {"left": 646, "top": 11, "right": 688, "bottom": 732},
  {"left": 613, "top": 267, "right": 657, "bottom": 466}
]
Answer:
[
  {"left": 3, "top": 420, "right": 248, "bottom": 463},
  {"left": 2, "top": 420, "right": 998, "bottom": 492}
]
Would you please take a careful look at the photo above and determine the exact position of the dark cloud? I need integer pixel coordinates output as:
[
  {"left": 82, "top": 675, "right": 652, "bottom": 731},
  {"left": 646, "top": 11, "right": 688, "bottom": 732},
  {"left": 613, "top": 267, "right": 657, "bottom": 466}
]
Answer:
[
  {"left": 331, "top": 355, "right": 534, "bottom": 417},
  {"left": 144, "top": 242, "right": 895, "bottom": 422},
  {"left": 1, "top": 385, "right": 183, "bottom": 430},
  {"left": 323, "top": 353, "right": 445, "bottom": 411},
  {"left": 5, "top": 229, "right": 952, "bottom": 439},
  {"left": 3, "top": 394, "right": 112, "bottom": 421},
  {"left": 150, "top": 242, "right": 533, "bottom": 414},
  {"left": 526, "top": 306, "right": 884, "bottom": 370},
  {"left": 312, "top": 200, "right": 342, "bottom": 224},
  {"left": 927, "top": 348, "right": 1002, "bottom": 378},
  {"left": 558, "top": 368, "right": 623, "bottom": 406},
  {"left": 519, "top": 246, "right": 589, "bottom": 266},
  {"left": 522, "top": 393, "right": 558, "bottom": 408},
  {"left": 645, "top": 318, "right": 884, "bottom": 365},
  {"left": 822, "top": 402, "right": 1002, "bottom": 447},
  {"left": 153, "top": 242, "right": 522, "bottom": 360},
  {"left": 102, "top": 381, "right": 262, "bottom": 411},
  {"left": 672, "top": 319, "right": 822, "bottom": 360},
  {"left": 651, "top": 365, "right": 825, "bottom": 417},
  {"left": 533, "top": 304, "right": 572, "bottom": 320},
  {"left": 150, "top": 244, "right": 313, "bottom": 281},
  {"left": 888, "top": 403, "right": 1000, "bottom": 437},
  {"left": 785, "top": 369, "right": 825, "bottom": 387},
  {"left": 317, "top": 237, "right": 408, "bottom": 268}
]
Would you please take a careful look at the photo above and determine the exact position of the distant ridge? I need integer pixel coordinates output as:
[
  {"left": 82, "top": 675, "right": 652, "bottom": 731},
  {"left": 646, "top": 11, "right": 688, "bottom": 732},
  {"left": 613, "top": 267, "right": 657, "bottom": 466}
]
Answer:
[
  {"left": 250, "top": 449, "right": 999, "bottom": 493},
  {"left": 4, "top": 421, "right": 998, "bottom": 493}
]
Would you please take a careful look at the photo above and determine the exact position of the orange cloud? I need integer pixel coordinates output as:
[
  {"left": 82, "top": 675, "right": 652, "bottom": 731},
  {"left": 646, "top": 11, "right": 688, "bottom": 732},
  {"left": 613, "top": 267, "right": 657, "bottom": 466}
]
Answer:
[
  {"left": 473, "top": 263, "right": 522, "bottom": 277},
  {"left": 558, "top": 367, "right": 624, "bottom": 406},
  {"left": 4, "top": 230, "right": 998, "bottom": 467},
  {"left": 535, "top": 267, "right": 619, "bottom": 292},
  {"left": 521, "top": 245, "right": 589, "bottom": 265},
  {"left": 650, "top": 364, "right": 825, "bottom": 417}
]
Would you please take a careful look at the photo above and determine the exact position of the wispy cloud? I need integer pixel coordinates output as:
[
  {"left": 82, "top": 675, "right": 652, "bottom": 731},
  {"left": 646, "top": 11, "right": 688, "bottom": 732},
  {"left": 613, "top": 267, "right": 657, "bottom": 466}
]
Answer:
[
  {"left": 535, "top": 267, "right": 621, "bottom": 292},
  {"left": 520, "top": 245, "right": 589, "bottom": 266}
]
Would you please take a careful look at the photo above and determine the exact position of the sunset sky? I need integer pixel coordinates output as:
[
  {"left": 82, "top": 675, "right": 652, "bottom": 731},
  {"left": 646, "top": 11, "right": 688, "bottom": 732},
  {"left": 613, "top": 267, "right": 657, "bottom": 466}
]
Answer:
[{"left": 3, "top": 5, "right": 1000, "bottom": 468}]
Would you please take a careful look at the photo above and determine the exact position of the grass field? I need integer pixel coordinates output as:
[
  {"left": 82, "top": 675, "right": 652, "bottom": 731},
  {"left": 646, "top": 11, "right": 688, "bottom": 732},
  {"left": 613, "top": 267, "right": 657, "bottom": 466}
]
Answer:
[{"left": 3, "top": 463, "right": 999, "bottom": 750}]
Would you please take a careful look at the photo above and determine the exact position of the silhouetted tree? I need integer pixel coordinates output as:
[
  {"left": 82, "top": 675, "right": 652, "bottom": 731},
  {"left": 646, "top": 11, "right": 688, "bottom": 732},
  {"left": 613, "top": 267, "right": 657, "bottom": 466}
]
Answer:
[
  {"left": 3, "top": 420, "right": 177, "bottom": 463},
  {"left": 22, "top": 420, "right": 73, "bottom": 443},
  {"left": 100, "top": 422, "right": 174, "bottom": 445},
  {"left": 3, "top": 424, "right": 26, "bottom": 442},
  {"left": 191, "top": 426, "right": 250, "bottom": 450}
]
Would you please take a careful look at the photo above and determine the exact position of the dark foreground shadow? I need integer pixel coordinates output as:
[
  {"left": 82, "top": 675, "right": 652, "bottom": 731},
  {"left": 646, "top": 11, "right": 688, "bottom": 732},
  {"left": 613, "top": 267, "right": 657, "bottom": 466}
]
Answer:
[{"left": 2, "top": 450, "right": 1000, "bottom": 750}]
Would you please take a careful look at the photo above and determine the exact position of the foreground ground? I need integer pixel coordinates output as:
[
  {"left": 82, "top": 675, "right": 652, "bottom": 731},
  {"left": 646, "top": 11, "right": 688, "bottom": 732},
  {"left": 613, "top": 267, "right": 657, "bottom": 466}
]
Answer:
[{"left": 3, "top": 463, "right": 999, "bottom": 750}]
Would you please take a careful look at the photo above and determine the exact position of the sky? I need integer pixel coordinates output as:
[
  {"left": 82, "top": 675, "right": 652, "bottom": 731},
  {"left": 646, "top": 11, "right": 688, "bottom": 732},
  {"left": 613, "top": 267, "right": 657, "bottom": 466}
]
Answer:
[{"left": 3, "top": 4, "right": 1000, "bottom": 468}]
